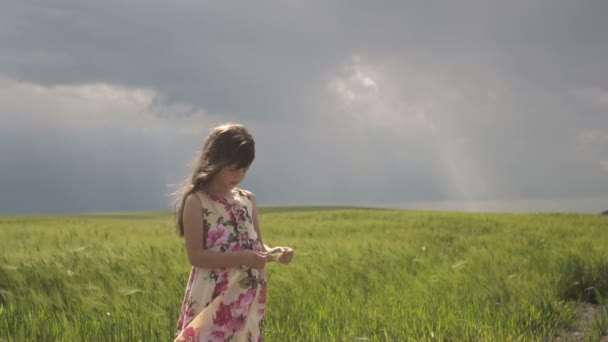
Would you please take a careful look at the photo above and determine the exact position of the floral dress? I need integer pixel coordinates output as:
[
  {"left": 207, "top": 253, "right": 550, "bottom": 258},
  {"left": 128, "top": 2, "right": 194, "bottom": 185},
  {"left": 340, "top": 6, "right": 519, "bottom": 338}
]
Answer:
[{"left": 175, "top": 189, "right": 268, "bottom": 342}]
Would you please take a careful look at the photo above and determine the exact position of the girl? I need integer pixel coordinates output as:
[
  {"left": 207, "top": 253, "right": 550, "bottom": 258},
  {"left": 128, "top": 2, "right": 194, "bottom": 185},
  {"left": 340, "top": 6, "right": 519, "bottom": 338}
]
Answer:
[{"left": 173, "top": 123, "right": 294, "bottom": 342}]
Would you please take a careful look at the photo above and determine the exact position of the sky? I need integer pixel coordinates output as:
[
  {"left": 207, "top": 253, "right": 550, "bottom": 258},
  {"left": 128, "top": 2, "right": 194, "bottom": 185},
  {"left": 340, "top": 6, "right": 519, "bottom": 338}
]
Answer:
[{"left": 1, "top": 1, "right": 607, "bottom": 214}]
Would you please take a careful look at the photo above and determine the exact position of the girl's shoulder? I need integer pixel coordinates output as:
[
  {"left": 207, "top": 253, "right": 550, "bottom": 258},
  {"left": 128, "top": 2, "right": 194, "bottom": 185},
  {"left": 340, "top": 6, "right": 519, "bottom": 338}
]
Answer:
[
  {"left": 235, "top": 187, "right": 254, "bottom": 200},
  {"left": 185, "top": 191, "right": 202, "bottom": 204},
  {"left": 186, "top": 190, "right": 210, "bottom": 207},
  {"left": 183, "top": 192, "right": 205, "bottom": 215}
]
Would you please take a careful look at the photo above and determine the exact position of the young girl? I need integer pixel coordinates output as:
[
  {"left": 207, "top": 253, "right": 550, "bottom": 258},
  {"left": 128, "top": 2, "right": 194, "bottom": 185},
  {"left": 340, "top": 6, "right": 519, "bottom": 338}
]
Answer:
[{"left": 173, "top": 123, "right": 294, "bottom": 342}]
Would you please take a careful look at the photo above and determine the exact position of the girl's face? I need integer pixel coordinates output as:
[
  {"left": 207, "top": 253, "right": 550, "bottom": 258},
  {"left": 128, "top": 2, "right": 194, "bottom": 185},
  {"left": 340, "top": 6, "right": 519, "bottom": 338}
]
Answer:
[{"left": 214, "top": 164, "right": 249, "bottom": 191}]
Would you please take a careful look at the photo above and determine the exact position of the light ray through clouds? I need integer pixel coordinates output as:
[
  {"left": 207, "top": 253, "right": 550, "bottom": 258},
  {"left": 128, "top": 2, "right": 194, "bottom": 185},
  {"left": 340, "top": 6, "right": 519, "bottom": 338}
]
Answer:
[{"left": 328, "top": 56, "right": 497, "bottom": 209}]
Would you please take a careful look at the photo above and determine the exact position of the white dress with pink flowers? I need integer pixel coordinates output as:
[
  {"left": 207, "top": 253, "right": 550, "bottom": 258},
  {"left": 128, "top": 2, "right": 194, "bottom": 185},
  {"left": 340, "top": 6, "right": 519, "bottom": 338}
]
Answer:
[{"left": 174, "top": 189, "right": 267, "bottom": 342}]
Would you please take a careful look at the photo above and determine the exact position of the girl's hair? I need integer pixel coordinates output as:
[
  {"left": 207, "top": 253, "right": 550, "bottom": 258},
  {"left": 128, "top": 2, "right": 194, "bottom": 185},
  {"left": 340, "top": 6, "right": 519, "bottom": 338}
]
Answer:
[{"left": 173, "top": 123, "right": 255, "bottom": 236}]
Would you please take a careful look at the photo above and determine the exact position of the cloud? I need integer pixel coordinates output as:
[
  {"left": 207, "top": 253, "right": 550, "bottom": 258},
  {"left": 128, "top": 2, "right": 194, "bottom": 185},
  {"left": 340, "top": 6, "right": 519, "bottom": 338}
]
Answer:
[
  {"left": 325, "top": 53, "right": 608, "bottom": 202},
  {"left": 1, "top": 1, "right": 608, "bottom": 214},
  {"left": 0, "top": 76, "right": 225, "bottom": 214},
  {"left": 572, "top": 87, "right": 608, "bottom": 108},
  {"left": 577, "top": 130, "right": 608, "bottom": 145},
  {"left": 4, "top": 1, "right": 607, "bottom": 119}
]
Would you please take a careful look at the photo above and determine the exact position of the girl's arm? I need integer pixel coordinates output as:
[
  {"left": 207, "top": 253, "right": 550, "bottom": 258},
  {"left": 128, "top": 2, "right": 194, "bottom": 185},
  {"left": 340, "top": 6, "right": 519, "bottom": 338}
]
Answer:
[
  {"left": 183, "top": 193, "right": 266, "bottom": 269},
  {"left": 247, "top": 190, "right": 294, "bottom": 264},
  {"left": 247, "top": 191, "right": 268, "bottom": 252}
]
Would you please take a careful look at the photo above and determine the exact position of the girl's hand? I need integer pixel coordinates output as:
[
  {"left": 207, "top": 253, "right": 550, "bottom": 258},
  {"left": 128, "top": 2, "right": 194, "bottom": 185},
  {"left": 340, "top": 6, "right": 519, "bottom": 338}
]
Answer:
[
  {"left": 265, "top": 246, "right": 285, "bottom": 255},
  {"left": 264, "top": 246, "right": 284, "bottom": 262},
  {"left": 277, "top": 247, "right": 294, "bottom": 264},
  {"left": 240, "top": 250, "right": 267, "bottom": 270},
  {"left": 264, "top": 246, "right": 294, "bottom": 264}
]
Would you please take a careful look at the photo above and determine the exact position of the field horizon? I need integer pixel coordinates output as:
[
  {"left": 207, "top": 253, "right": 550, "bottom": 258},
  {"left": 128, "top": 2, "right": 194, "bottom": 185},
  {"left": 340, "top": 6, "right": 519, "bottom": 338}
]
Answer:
[{"left": 2, "top": 195, "right": 608, "bottom": 217}]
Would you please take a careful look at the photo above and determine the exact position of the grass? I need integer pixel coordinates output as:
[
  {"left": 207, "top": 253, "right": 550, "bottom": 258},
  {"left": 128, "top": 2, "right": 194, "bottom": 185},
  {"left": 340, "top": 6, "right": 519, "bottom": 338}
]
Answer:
[{"left": 0, "top": 208, "right": 607, "bottom": 341}]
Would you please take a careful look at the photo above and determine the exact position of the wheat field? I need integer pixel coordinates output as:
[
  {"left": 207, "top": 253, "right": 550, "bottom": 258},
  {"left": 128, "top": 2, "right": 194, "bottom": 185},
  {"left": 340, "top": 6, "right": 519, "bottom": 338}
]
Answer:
[{"left": 1, "top": 208, "right": 607, "bottom": 341}]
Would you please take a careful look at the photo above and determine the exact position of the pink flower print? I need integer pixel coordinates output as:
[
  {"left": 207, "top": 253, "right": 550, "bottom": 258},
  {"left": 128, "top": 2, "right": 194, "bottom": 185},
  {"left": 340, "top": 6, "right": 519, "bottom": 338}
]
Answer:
[
  {"left": 252, "top": 240, "right": 261, "bottom": 251},
  {"left": 258, "top": 287, "right": 267, "bottom": 315},
  {"left": 212, "top": 290, "right": 256, "bottom": 333},
  {"left": 206, "top": 224, "right": 230, "bottom": 249},
  {"left": 212, "top": 272, "right": 229, "bottom": 299},
  {"left": 230, "top": 288, "right": 256, "bottom": 318},
  {"left": 208, "top": 193, "right": 226, "bottom": 203},
  {"left": 230, "top": 241, "right": 244, "bottom": 252},
  {"left": 177, "top": 326, "right": 199, "bottom": 342},
  {"left": 186, "top": 308, "right": 196, "bottom": 318},
  {"left": 236, "top": 208, "right": 248, "bottom": 225},
  {"left": 213, "top": 301, "right": 234, "bottom": 327},
  {"left": 228, "top": 210, "right": 237, "bottom": 224},
  {"left": 259, "top": 287, "right": 267, "bottom": 304},
  {"left": 208, "top": 194, "right": 238, "bottom": 221},
  {"left": 211, "top": 330, "right": 227, "bottom": 341}
]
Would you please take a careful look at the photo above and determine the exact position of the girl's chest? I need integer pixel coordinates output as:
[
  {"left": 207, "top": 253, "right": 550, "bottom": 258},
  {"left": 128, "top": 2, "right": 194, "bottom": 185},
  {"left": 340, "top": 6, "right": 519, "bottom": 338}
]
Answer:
[{"left": 203, "top": 195, "right": 256, "bottom": 239}]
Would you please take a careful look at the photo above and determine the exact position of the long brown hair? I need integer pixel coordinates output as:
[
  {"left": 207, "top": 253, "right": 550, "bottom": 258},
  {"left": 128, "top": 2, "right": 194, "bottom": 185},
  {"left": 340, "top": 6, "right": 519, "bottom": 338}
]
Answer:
[{"left": 173, "top": 123, "right": 255, "bottom": 236}]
